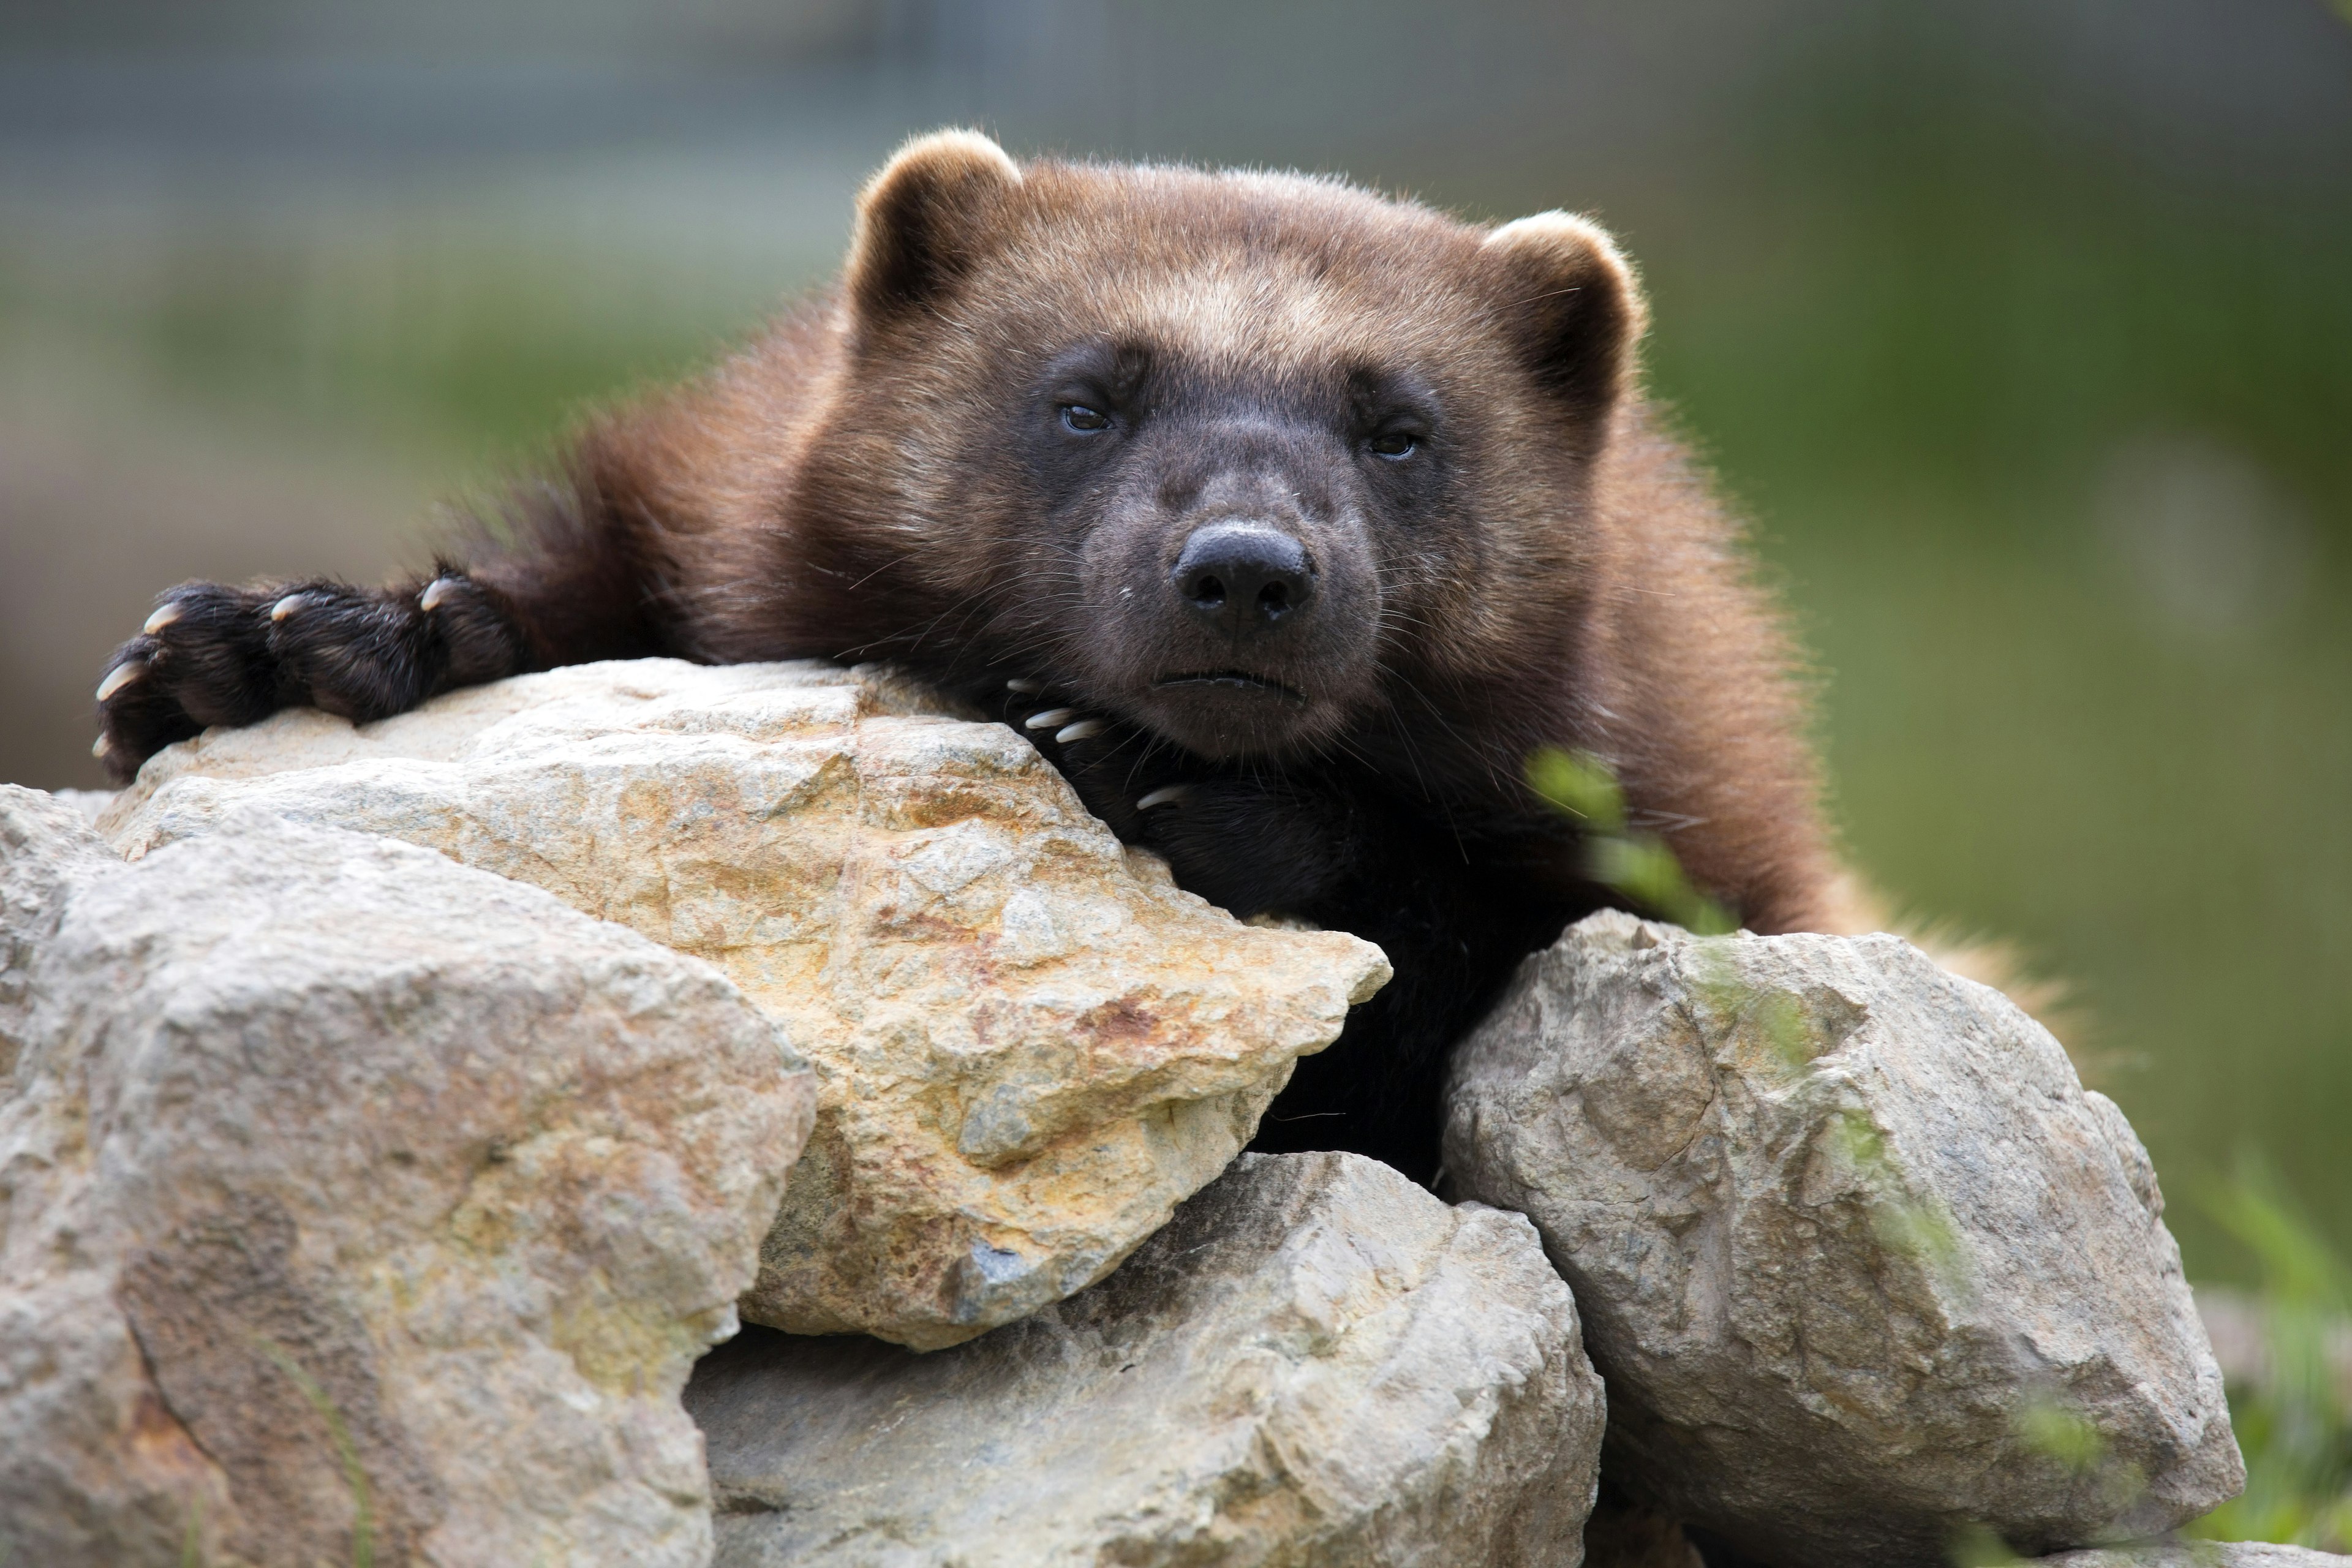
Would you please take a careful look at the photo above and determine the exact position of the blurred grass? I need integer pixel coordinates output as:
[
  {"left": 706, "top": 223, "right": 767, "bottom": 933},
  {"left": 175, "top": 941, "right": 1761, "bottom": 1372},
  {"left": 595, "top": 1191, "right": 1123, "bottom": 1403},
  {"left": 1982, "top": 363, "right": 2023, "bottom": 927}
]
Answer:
[
  {"left": 1635, "top": 47, "right": 2351, "bottom": 1283},
  {"left": 56, "top": 239, "right": 771, "bottom": 472},
  {"left": 2188, "top": 1166, "right": 2352, "bottom": 1548}
]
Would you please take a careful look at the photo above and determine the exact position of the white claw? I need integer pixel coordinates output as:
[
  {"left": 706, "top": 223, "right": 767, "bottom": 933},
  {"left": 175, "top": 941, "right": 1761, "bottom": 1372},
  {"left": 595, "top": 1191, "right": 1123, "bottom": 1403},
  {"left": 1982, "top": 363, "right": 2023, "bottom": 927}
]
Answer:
[
  {"left": 92, "top": 734, "right": 112, "bottom": 759},
  {"left": 1055, "top": 718, "right": 1106, "bottom": 743},
  {"left": 143, "top": 601, "right": 183, "bottom": 635},
  {"left": 418, "top": 576, "right": 459, "bottom": 612},
  {"left": 1136, "top": 785, "right": 1191, "bottom": 811},
  {"left": 270, "top": 593, "right": 307, "bottom": 622},
  {"left": 96, "top": 660, "right": 145, "bottom": 703},
  {"left": 1005, "top": 677, "right": 1042, "bottom": 694},
  {"left": 1024, "top": 707, "right": 1077, "bottom": 731}
]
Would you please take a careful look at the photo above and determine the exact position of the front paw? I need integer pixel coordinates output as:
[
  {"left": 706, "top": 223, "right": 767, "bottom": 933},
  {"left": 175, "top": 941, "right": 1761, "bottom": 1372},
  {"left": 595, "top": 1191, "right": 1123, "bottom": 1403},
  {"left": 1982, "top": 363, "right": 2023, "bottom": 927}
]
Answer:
[
  {"left": 94, "top": 583, "right": 285, "bottom": 780},
  {"left": 1129, "top": 775, "right": 1346, "bottom": 919},
  {"left": 987, "top": 676, "right": 1339, "bottom": 918},
  {"left": 990, "top": 678, "right": 1195, "bottom": 840},
  {"left": 94, "top": 571, "right": 519, "bottom": 784}
]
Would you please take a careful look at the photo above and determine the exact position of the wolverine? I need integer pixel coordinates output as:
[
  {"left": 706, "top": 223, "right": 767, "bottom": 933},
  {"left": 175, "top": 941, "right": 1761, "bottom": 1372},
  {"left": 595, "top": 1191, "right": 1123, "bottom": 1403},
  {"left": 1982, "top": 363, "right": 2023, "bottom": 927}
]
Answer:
[{"left": 94, "top": 130, "right": 1838, "bottom": 1183}]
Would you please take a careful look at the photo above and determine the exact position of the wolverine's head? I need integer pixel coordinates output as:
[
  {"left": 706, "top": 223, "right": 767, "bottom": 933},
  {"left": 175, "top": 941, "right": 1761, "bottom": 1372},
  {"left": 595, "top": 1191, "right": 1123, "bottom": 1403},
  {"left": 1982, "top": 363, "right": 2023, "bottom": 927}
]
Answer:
[{"left": 798, "top": 130, "right": 1647, "bottom": 764}]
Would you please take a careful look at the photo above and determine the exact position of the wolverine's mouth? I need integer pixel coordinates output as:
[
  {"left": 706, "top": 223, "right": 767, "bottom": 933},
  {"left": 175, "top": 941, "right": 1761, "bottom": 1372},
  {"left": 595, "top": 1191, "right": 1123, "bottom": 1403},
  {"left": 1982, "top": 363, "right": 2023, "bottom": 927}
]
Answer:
[{"left": 1152, "top": 671, "right": 1308, "bottom": 705}]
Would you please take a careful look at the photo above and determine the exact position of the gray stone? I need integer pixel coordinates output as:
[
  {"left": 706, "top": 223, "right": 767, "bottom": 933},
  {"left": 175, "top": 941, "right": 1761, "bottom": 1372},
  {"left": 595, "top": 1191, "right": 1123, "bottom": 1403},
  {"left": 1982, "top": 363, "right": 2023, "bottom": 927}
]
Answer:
[
  {"left": 688, "top": 1151, "right": 1606, "bottom": 1568},
  {"left": 45, "top": 787, "right": 118, "bottom": 827},
  {"left": 0, "top": 789, "right": 816, "bottom": 1567},
  {"left": 1444, "top": 910, "right": 2242, "bottom": 1568}
]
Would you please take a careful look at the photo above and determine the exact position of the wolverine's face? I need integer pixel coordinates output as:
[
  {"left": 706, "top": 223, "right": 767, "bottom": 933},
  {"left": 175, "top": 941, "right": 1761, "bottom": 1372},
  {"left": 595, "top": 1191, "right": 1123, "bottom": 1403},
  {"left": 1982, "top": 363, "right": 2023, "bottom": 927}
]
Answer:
[
  {"left": 1007, "top": 334, "right": 1437, "bottom": 759},
  {"left": 818, "top": 136, "right": 1643, "bottom": 763}
]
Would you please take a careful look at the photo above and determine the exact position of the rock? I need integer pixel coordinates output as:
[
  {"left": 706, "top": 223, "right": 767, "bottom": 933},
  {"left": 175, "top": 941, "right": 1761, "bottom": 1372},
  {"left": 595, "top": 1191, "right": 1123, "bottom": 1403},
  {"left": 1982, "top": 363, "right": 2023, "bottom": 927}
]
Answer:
[
  {"left": 100, "top": 659, "right": 1389, "bottom": 1349},
  {"left": 2038, "top": 1547, "right": 2351, "bottom": 1566},
  {"left": 687, "top": 1150, "right": 1605, "bottom": 1568},
  {"left": 1, "top": 786, "right": 115, "bottom": 1084},
  {"left": 1443, "top": 910, "right": 2242, "bottom": 1568},
  {"left": 45, "top": 787, "right": 118, "bottom": 827},
  {"left": 0, "top": 788, "right": 815, "bottom": 1567}
]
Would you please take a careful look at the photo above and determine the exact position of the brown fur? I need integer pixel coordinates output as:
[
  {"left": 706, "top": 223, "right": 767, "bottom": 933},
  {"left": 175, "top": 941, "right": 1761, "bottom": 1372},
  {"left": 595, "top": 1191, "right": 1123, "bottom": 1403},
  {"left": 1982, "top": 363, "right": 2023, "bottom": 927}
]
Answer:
[
  {"left": 97, "top": 130, "right": 1852, "bottom": 1179},
  {"left": 467, "top": 137, "right": 1838, "bottom": 936}
]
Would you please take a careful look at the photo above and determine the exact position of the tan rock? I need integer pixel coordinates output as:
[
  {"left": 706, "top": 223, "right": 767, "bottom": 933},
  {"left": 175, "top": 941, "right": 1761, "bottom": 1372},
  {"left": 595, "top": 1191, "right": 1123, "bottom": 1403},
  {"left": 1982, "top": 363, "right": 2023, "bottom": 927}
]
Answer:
[
  {"left": 103, "top": 659, "right": 1390, "bottom": 1349},
  {"left": 0, "top": 789, "right": 813, "bottom": 1567},
  {"left": 688, "top": 1152, "right": 1606, "bottom": 1568}
]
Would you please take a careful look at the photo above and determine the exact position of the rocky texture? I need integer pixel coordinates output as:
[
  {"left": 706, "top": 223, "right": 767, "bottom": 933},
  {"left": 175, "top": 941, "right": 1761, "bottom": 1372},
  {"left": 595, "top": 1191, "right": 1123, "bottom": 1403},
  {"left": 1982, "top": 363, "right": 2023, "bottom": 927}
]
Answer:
[
  {"left": 47, "top": 786, "right": 118, "bottom": 826},
  {"left": 100, "top": 658, "right": 1389, "bottom": 1349},
  {"left": 1444, "top": 910, "right": 2242, "bottom": 1568},
  {"left": 688, "top": 1151, "right": 1605, "bottom": 1568},
  {"left": 0, "top": 788, "right": 815, "bottom": 1567},
  {"left": 2039, "top": 1547, "right": 2352, "bottom": 1566}
]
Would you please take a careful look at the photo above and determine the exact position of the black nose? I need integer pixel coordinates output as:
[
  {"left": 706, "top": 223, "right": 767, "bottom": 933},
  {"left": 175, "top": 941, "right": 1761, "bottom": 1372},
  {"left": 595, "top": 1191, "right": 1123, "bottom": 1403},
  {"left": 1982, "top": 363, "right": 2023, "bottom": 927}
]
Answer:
[{"left": 1172, "top": 522, "right": 1315, "bottom": 640}]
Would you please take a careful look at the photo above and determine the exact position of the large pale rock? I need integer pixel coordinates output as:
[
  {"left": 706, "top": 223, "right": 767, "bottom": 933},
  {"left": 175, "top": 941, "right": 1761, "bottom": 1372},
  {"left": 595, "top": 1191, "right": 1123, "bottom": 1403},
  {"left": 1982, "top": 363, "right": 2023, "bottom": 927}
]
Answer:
[
  {"left": 0, "top": 789, "right": 814, "bottom": 1567},
  {"left": 1444, "top": 910, "right": 2242, "bottom": 1568},
  {"left": 100, "top": 660, "right": 1389, "bottom": 1349},
  {"left": 687, "top": 1151, "right": 1605, "bottom": 1568}
]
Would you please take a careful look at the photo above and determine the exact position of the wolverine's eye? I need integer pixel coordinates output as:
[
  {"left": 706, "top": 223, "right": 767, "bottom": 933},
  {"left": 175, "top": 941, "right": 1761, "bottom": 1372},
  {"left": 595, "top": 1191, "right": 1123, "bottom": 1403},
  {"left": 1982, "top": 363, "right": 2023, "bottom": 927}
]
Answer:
[
  {"left": 1368, "top": 430, "right": 1419, "bottom": 459},
  {"left": 1060, "top": 404, "right": 1112, "bottom": 433}
]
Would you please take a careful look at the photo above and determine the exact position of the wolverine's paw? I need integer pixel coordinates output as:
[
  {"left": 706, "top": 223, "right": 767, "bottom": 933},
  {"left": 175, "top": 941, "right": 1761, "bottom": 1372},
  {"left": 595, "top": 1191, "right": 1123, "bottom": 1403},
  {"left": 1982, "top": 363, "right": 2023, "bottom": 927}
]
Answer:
[
  {"left": 990, "top": 674, "right": 1342, "bottom": 918},
  {"left": 1128, "top": 774, "right": 1348, "bottom": 919},
  {"left": 94, "top": 571, "right": 522, "bottom": 785},
  {"left": 993, "top": 677, "right": 1194, "bottom": 839}
]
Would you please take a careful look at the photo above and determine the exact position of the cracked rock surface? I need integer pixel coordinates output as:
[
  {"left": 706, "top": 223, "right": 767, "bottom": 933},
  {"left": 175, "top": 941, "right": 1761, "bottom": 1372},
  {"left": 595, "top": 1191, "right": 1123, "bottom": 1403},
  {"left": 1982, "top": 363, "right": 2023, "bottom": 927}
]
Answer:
[
  {"left": 100, "top": 659, "right": 1389, "bottom": 1349},
  {"left": 0, "top": 788, "right": 813, "bottom": 1567},
  {"left": 1444, "top": 910, "right": 2242, "bottom": 1568},
  {"left": 688, "top": 1151, "right": 1605, "bottom": 1568}
]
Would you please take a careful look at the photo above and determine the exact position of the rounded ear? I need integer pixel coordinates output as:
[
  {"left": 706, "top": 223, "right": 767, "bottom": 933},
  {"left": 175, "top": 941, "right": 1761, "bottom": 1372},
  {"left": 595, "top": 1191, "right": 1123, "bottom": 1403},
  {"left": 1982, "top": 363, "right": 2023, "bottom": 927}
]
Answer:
[
  {"left": 1481, "top": 211, "right": 1648, "bottom": 421},
  {"left": 846, "top": 129, "right": 1022, "bottom": 330}
]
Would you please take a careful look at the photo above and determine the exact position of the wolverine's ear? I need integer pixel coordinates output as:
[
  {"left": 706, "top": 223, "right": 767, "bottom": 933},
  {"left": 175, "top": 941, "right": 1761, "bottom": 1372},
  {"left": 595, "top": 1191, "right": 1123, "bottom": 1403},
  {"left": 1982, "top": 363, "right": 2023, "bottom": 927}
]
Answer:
[
  {"left": 1481, "top": 211, "right": 1648, "bottom": 421},
  {"left": 846, "top": 129, "right": 1022, "bottom": 329}
]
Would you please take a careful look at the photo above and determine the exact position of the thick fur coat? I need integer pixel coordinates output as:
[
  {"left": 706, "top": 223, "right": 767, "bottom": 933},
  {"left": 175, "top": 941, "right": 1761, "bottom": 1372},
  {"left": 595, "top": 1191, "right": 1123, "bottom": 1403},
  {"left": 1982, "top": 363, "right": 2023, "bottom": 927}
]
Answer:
[{"left": 97, "top": 132, "right": 1839, "bottom": 1180}]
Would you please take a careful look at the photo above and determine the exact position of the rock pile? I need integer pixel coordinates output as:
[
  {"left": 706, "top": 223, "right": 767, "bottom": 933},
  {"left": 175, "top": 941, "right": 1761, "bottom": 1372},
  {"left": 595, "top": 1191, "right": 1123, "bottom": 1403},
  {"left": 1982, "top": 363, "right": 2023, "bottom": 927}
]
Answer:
[
  {"left": 97, "top": 659, "right": 1388, "bottom": 1349},
  {"left": 0, "top": 662, "right": 2324, "bottom": 1567}
]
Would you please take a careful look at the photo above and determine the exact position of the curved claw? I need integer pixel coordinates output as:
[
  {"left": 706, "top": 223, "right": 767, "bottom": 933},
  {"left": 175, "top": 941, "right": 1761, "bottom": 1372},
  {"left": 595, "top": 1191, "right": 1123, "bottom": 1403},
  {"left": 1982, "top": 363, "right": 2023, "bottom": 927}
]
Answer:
[
  {"left": 418, "top": 577, "right": 461, "bottom": 612},
  {"left": 1136, "top": 785, "right": 1193, "bottom": 811},
  {"left": 269, "top": 593, "right": 308, "bottom": 623},
  {"left": 1055, "top": 718, "right": 1107, "bottom": 743},
  {"left": 1024, "top": 707, "right": 1077, "bottom": 731},
  {"left": 143, "top": 601, "right": 184, "bottom": 635},
  {"left": 96, "top": 660, "right": 146, "bottom": 703}
]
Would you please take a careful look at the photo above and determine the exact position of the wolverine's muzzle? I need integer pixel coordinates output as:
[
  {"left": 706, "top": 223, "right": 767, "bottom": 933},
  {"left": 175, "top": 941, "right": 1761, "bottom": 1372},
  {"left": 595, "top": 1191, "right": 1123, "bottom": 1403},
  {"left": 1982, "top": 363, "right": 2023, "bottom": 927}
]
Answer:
[{"left": 1170, "top": 521, "right": 1317, "bottom": 643}]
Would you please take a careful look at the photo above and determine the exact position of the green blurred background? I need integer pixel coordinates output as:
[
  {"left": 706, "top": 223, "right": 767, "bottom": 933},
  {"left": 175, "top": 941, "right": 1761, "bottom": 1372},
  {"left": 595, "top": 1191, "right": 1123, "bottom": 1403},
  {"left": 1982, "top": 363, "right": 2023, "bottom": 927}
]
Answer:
[{"left": 2, "top": 0, "right": 2346, "bottom": 1285}]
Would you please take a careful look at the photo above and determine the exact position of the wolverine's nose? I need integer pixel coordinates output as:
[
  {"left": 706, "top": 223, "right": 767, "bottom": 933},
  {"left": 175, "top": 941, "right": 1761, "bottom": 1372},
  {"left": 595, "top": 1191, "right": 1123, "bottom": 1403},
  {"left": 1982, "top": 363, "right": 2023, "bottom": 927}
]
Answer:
[{"left": 1172, "top": 522, "right": 1315, "bottom": 640}]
